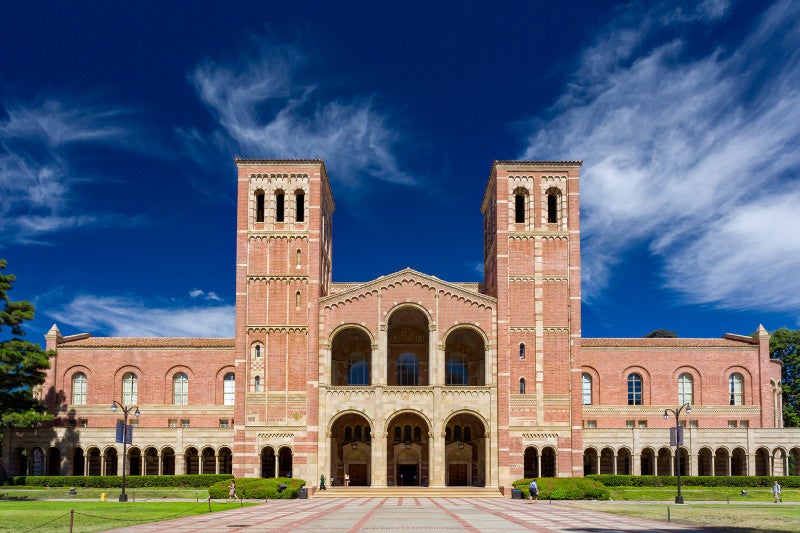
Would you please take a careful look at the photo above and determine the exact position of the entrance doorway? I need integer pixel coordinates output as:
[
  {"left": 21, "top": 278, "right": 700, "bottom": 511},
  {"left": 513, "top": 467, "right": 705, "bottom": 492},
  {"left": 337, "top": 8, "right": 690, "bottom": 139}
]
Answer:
[{"left": 397, "top": 463, "right": 418, "bottom": 486}]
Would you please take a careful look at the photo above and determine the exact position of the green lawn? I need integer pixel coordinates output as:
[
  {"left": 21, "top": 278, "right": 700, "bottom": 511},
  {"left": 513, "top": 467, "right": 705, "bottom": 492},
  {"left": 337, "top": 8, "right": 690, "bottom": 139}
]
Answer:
[
  {"left": 0, "top": 486, "right": 209, "bottom": 500},
  {"left": 608, "top": 486, "right": 797, "bottom": 503},
  {"left": 0, "top": 500, "right": 251, "bottom": 533},
  {"left": 566, "top": 502, "right": 800, "bottom": 532}
]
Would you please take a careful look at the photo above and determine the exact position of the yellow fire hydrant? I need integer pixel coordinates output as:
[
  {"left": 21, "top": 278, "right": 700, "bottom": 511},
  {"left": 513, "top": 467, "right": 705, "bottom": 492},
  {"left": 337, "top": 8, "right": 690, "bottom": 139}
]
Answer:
[{"left": 100, "top": 492, "right": 106, "bottom": 502}]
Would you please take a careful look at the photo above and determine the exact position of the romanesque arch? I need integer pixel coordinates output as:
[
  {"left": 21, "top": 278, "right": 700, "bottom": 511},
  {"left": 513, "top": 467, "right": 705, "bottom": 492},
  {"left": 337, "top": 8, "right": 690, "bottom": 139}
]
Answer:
[
  {"left": 387, "top": 306, "right": 430, "bottom": 386},
  {"left": 330, "top": 411, "right": 372, "bottom": 486},
  {"left": 444, "top": 327, "right": 486, "bottom": 386},
  {"left": 444, "top": 411, "right": 486, "bottom": 486},
  {"left": 386, "top": 411, "right": 430, "bottom": 486},
  {"left": 331, "top": 326, "right": 373, "bottom": 386}
]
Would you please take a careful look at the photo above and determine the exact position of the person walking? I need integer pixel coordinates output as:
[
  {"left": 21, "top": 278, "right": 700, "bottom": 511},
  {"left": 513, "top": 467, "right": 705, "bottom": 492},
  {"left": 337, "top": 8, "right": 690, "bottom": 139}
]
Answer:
[
  {"left": 528, "top": 479, "right": 539, "bottom": 503},
  {"left": 227, "top": 479, "right": 237, "bottom": 502},
  {"left": 772, "top": 480, "right": 782, "bottom": 503},
  {"left": 320, "top": 474, "right": 327, "bottom": 491},
  {"left": 344, "top": 472, "right": 350, "bottom": 487}
]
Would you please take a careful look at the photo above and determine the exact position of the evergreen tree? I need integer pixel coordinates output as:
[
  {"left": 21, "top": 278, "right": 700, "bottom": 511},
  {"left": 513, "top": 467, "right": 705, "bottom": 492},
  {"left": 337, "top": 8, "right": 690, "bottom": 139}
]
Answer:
[
  {"left": 770, "top": 328, "right": 800, "bottom": 427},
  {"left": 0, "top": 259, "right": 52, "bottom": 429}
]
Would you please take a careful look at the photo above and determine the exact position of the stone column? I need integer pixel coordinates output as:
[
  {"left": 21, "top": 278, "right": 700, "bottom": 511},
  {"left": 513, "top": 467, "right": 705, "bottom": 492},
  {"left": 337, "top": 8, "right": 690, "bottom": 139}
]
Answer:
[
  {"left": 114, "top": 450, "right": 121, "bottom": 477},
  {"left": 431, "top": 432, "right": 445, "bottom": 487},
  {"left": 612, "top": 453, "right": 618, "bottom": 475},
  {"left": 274, "top": 455, "right": 279, "bottom": 478},
  {"left": 373, "top": 432, "right": 387, "bottom": 487},
  {"left": 593, "top": 454, "right": 598, "bottom": 476},
  {"left": 176, "top": 453, "right": 185, "bottom": 475}
]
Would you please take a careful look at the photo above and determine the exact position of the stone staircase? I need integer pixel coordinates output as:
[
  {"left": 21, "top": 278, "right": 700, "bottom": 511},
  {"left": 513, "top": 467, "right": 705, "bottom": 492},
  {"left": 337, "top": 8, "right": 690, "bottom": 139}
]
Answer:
[{"left": 311, "top": 486, "right": 505, "bottom": 498}]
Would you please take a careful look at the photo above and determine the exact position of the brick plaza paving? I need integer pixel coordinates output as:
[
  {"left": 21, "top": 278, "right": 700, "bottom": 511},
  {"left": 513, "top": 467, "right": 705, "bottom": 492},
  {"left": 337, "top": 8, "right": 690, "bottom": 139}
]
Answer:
[{"left": 105, "top": 498, "right": 717, "bottom": 532}]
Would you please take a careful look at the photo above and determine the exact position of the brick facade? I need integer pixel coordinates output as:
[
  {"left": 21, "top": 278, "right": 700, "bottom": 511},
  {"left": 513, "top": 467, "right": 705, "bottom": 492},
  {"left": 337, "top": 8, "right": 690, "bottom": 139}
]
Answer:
[{"left": 4, "top": 159, "right": 799, "bottom": 488}]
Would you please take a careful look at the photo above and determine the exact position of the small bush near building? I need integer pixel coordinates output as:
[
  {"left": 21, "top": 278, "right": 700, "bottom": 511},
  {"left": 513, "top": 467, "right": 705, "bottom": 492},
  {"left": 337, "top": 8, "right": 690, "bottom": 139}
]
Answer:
[
  {"left": 208, "top": 477, "right": 305, "bottom": 499},
  {"left": 587, "top": 475, "right": 800, "bottom": 488},
  {"left": 512, "top": 478, "right": 609, "bottom": 500},
  {"left": 10, "top": 474, "right": 232, "bottom": 488}
]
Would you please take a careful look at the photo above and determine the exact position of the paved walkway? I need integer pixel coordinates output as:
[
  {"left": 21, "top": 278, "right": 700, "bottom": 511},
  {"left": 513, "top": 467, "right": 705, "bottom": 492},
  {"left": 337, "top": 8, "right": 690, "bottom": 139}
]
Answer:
[{"left": 105, "top": 498, "right": 717, "bottom": 532}]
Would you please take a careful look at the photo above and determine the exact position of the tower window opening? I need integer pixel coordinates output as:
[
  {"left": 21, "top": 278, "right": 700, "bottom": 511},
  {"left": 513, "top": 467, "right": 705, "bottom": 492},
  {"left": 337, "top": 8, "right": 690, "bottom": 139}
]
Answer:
[
  {"left": 515, "top": 194, "right": 525, "bottom": 223},
  {"left": 547, "top": 192, "right": 558, "bottom": 223},
  {"left": 295, "top": 192, "right": 305, "bottom": 222},
  {"left": 255, "top": 191, "right": 265, "bottom": 222},
  {"left": 276, "top": 191, "right": 285, "bottom": 222}
]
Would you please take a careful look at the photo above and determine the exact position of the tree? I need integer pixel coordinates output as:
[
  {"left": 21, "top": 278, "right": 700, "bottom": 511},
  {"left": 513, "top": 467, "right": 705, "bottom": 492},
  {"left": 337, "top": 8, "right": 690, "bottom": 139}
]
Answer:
[
  {"left": 644, "top": 329, "right": 677, "bottom": 338},
  {"left": 0, "top": 259, "right": 52, "bottom": 430},
  {"left": 770, "top": 328, "right": 800, "bottom": 427}
]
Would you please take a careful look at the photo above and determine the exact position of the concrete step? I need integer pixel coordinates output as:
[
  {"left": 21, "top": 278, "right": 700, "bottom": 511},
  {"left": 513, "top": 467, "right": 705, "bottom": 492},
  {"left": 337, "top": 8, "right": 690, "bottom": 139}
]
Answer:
[{"left": 311, "top": 486, "right": 504, "bottom": 498}]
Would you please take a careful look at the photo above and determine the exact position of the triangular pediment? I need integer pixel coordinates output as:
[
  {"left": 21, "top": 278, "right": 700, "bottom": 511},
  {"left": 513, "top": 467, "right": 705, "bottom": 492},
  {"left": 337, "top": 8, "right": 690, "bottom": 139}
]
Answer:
[{"left": 322, "top": 268, "right": 495, "bottom": 309}]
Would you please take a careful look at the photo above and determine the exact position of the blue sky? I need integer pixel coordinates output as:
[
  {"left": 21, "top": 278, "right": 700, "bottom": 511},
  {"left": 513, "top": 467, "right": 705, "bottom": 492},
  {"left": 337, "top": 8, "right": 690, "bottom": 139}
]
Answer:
[{"left": 2, "top": 1, "right": 799, "bottom": 342}]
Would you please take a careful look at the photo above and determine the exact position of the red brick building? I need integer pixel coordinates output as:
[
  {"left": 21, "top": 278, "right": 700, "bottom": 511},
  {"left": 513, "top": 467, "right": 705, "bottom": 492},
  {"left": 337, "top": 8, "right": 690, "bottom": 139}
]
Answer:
[{"left": 4, "top": 159, "right": 798, "bottom": 490}]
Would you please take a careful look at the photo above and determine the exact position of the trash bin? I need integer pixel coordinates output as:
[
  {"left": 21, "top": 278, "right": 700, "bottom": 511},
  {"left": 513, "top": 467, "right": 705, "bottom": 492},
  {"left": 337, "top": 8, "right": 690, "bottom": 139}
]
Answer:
[
  {"left": 100, "top": 492, "right": 106, "bottom": 502},
  {"left": 511, "top": 488, "right": 522, "bottom": 499},
  {"left": 298, "top": 487, "right": 308, "bottom": 499}
]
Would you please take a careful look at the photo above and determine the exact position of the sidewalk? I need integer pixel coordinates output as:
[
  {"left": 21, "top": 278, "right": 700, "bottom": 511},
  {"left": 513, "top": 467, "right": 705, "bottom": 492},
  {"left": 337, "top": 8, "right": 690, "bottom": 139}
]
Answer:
[{"left": 104, "top": 497, "right": 718, "bottom": 532}]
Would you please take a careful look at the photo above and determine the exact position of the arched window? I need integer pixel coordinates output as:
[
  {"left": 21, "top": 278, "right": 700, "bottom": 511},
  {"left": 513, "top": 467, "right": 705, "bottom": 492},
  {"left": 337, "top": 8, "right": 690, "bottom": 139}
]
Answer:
[
  {"left": 72, "top": 372, "right": 87, "bottom": 405},
  {"left": 275, "top": 191, "right": 285, "bottom": 222},
  {"left": 394, "top": 426, "right": 402, "bottom": 442},
  {"left": 254, "top": 375, "right": 261, "bottom": 392},
  {"left": 295, "top": 290, "right": 301, "bottom": 309},
  {"left": 515, "top": 193, "right": 526, "bottom": 223},
  {"left": 413, "top": 426, "right": 421, "bottom": 442},
  {"left": 397, "top": 352, "right": 419, "bottom": 386},
  {"left": 347, "top": 354, "right": 369, "bottom": 385},
  {"left": 519, "top": 377, "right": 526, "bottom": 394},
  {"left": 295, "top": 191, "right": 305, "bottom": 222},
  {"left": 519, "top": 343, "right": 525, "bottom": 360},
  {"left": 582, "top": 373, "right": 592, "bottom": 405},
  {"left": 678, "top": 373, "right": 693, "bottom": 405},
  {"left": 173, "top": 372, "right": 188, "bottom": 405},
  {"left": 547, "top": 191, "right": 559, "bottom": 223},
  {"left": 627, "top": 373, "right": 642, "bottom": 405},
  {"left": 255, "top": 190, "right": 265, "bottom": 222},
  {"left": 345, "top": 426, "right": 353, "bottom": 441},
  {"left": 446, "top": 353, "right": 467, "bottom": 385},
  {"left": 729, "top": 373, "right": 743, "bottom": 405},
  {"left": 254, "top": 344, "right": 261, "bottom": 358},
  {"left": 223, "top": 373, "right": 235, "bottom": 405},
  {"left": 122, "top": 372, "right": 138, "bottom": 404}
]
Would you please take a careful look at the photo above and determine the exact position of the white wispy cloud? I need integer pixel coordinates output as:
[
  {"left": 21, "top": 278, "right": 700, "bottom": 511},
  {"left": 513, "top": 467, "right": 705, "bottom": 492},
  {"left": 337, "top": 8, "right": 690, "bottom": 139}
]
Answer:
[
  {"left": 48, "top": 295, "right": 234, "bottom": 337},
  {"left": 189, "top": 288, "right": 223, "bottom": 302},
  {"left": 521, "top": 0, "right": 800, "bottom": 319},
  {"left": 0, "top": 97, "right": 143, "bottom": 244},
  {"left": 185, "top": 39, "right": 414, "bottom": 190}
]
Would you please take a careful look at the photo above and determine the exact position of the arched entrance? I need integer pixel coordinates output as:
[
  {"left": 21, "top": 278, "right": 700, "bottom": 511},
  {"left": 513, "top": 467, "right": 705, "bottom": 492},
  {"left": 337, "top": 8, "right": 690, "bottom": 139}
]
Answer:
[
  {"left": 161, "top": 447, "right": 175, "bottom": 475},
  {"left": 278, "top": 446, "right": 293, "bottom": 478},
  {"left": 104, "top": 447, "right": 118, "bottom": 476},
  {"left": 48, "top": 447, "right": 61, "bottom": 476},
  {"left": 582, "top": 448, "right": 597, "bottom": 475},
  {"left": 260, "top": 447, "right": 276, "bottom": 478},
  {"left": 387, "top": 411, "right": 429, "bottom": 486},
  {"left": 444, "top": 412, "right": 486, "bottom": 486},
  {"left": 330, "top": 412, "right": 372, "bottom": 486},
  {"left": 72, "top": 448, "right": 85, "bottom": 476},
  {"left": 387, "top": 307, "right": 429, "bottom": 386},
  {"left": 640, "top": 448, "right": 655, "bottom": 475}
]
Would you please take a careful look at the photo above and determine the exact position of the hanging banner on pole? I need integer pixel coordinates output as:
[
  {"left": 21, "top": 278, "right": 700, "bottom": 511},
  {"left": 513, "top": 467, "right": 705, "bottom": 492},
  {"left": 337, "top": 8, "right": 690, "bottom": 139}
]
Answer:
[
  {"left": 669, "top": 426, "right": 684, "bottom": 446},
  {"left": 115, "top": 421, "right": 133, "bottom": 444},
  {"left": 115, "top": 421, "right": 124, "bottom": 443}
]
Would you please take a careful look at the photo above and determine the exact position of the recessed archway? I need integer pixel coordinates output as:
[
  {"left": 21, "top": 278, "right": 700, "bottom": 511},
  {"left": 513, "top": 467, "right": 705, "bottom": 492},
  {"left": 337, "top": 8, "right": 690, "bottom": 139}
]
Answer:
[
  {"left": 331, "top": 412, "right": 372, "bottom": 486},
  {"left": 387, "top": 411, "right": 430, "bottom": 486},
  {"left": 387, "top": 307, "right": 429, "bottom": 386},
  {"left": 444, "top": 411, "right": 486, "bottom": 486}
]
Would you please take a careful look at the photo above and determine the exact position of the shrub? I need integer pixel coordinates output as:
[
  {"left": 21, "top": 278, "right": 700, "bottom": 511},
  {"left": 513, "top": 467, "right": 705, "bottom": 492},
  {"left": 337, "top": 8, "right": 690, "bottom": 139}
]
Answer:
[
  {"left": 512, "top": 477, "right": 609, "bottom": 500},
  {"left": 208, "top": 477, "right": 306, "bottom": 499},
  {"left": 10, "top": 474, "right": 232, "bottom": 488},
  {"left": 587, "top": 475, "right": 800, "bottom": 488}
]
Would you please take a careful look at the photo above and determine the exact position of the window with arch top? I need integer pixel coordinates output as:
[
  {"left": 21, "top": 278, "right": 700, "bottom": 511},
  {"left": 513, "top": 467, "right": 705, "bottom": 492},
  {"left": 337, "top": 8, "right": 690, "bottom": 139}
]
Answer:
[
  {"left": 627, "top": 373, "right": 642, "bottom": 405},
  {"left": 295, "top": 191, "right": 305, "bottom": 222},
  {"left": 223, "top": 373, "right": 235, "bottom": 405},
  {"left": 255, "top": 190, "right": 265, "bottom": 222},
  {"left": 547, "top": 191, "right": 559, "bottom": 223},
  {"left": 72, "top": 372, "right": 87, "bottom": 405},
  {"left": 446, "top": 353, "right": 468, "bottom": 385},
  {"left": 173, "top": 372, "right": 188, "bottom": 405},
  {"left": 275, "top": 191, "right": 285, "bottom": 222},
  {"left": 678, "top": 373, "right": 693, "bottom": 405},
  {"left": 519, "top": 377, "right": 526, "bottom": 394},
  {"left": 582, "top": 373, "right": 592, "bottom": 405},
  {"left": 122, "top": 372, "right": 138, "bottom": 404},
  {"left": 729, "top": 373, "right": 743, "bottom": 405}
]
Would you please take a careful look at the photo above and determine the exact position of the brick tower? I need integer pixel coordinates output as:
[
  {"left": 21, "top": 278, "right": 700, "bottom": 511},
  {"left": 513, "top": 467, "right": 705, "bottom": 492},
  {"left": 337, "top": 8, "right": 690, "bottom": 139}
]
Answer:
[
  {"left": 232, "top": 159, "right": 334, "bottom": 479},
  {"left": 482, "top": 160, "right": 583, "bottom": 483}
]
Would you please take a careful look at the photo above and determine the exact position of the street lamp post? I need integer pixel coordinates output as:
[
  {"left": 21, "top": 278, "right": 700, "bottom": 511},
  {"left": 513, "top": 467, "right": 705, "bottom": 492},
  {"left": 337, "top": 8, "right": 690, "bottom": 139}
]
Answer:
[
  {"left": 111, "top": 401, "right": 140, "bottom": 502},
  {"left": 663, "top": 403, "right": 691, "bottom": 504}
]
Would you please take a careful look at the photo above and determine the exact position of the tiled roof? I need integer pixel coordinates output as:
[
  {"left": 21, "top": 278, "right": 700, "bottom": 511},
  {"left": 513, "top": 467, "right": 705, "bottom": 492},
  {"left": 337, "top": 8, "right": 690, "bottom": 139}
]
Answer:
[
  {"left": 581, "top": 337, "right": 754, "bottom": 348},
  {"left": 58, "top": 337, "right": 235, "bottom": 349}
]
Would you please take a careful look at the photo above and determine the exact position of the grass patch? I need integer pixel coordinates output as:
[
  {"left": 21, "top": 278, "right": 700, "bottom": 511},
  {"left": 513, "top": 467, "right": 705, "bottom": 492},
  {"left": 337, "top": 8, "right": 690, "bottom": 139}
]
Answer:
[
  {"left": 565, "top": 502, "right": 800, "bottom": 532},
  {"left": 608, "top": 486, "right": 798, "bottom": 503},
  {"left": 0, "top": 486, "right": 213, "bottom": 501},
  {"left": 0, "top": 500, "right": 253, "bottom": 533}
]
